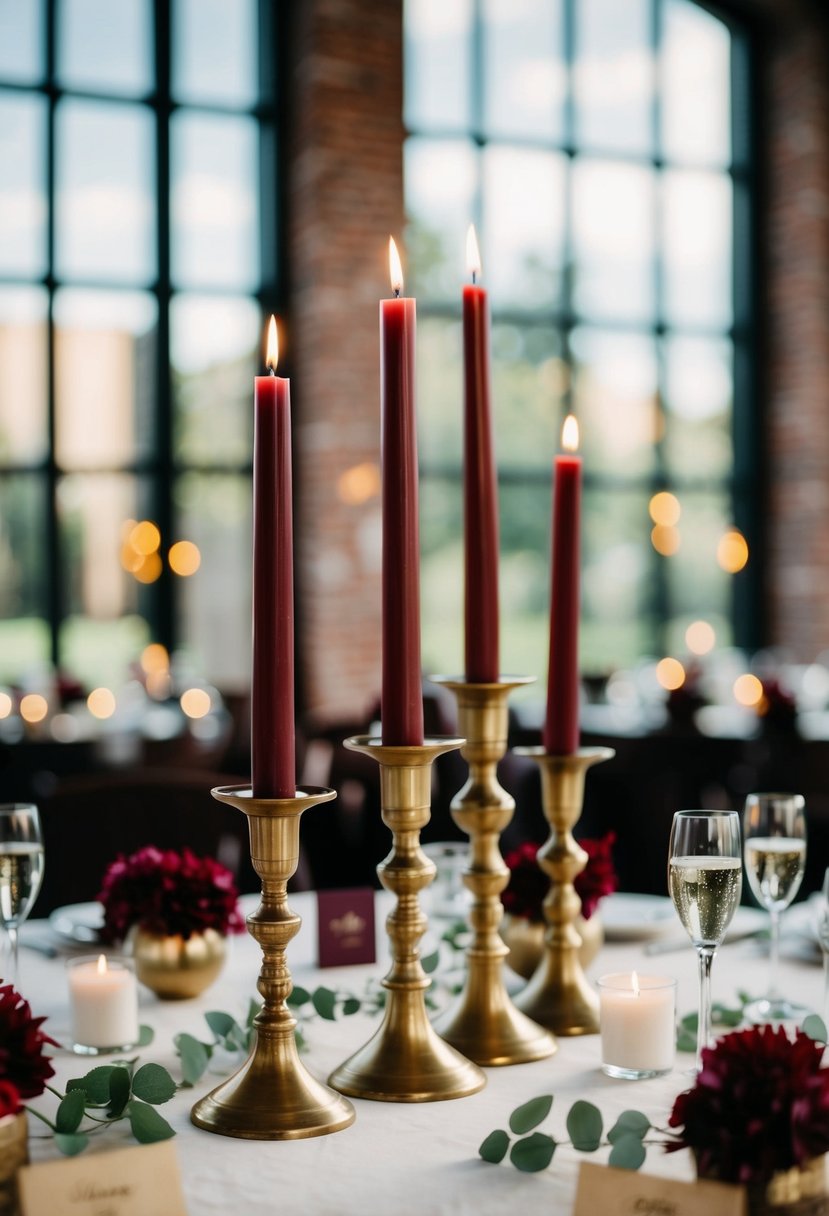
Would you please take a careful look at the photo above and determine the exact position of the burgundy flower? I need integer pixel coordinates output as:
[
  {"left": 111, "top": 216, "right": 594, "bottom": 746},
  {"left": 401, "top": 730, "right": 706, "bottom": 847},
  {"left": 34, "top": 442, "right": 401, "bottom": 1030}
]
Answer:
[
  {"left": 0, "top": 983, "right": 57, "bottom": 1100},
  {"left": 99, "top": 846, "right": 246, "bottom": 943},
  {"left": 502, "top": 833, "right": 618, "bottom": 923},
  {"left": 0, "top": 1080, "right": 21, "bottom": 1118},
  {"left": 668, "top": 1026, "right": 829, "bottom": 1184}
]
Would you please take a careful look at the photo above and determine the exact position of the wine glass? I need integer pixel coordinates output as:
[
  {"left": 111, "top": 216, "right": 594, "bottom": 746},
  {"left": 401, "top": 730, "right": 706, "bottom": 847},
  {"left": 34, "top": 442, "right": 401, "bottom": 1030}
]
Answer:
[
  {"left": 0, "top": 805, "right": 45, "bottom": 981},
  {"left": 816, "top": 868, "right": 829, "bottom": 1025},
  {"left": 668, "top": 810, "right": 742, "bottom": 1072},
  {"left": 742, "top": 792, "right": 806, "bottom": 1023}
]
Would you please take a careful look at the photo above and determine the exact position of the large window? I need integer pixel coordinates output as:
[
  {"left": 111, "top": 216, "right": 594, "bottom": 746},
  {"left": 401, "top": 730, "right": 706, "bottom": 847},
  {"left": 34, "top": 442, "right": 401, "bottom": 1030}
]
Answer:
[
  {"left": 405, "top": 0, "right": 755, "bottom": 684},
  {"left": 0, "top": 0, "right": 282, "bottom": 689}
]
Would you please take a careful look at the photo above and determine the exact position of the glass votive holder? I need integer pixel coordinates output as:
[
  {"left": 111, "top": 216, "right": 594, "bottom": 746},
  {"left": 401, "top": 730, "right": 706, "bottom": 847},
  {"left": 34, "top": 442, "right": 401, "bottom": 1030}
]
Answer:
[
  {"left": 67, "top": 954, "right": 140, "bottom": 1055},
  {"left": 598, "top": 972, "right": 676, "bottom": 1080}
]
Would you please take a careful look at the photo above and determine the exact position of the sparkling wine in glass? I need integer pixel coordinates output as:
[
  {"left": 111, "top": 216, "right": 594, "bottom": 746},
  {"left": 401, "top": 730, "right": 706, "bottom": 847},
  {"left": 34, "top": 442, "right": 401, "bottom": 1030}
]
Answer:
[
  {"left": 668, "top": 810, "right": 742, "bottom": 1072},
  {"left": 743, "top": 792, "right": 806, "bottom": 1023},
  {"left": 816, "top": 868, "right": 829, "bottom": 1026},
  {"left": 0, "top": 805, "right": 45, "bottom": 980}
]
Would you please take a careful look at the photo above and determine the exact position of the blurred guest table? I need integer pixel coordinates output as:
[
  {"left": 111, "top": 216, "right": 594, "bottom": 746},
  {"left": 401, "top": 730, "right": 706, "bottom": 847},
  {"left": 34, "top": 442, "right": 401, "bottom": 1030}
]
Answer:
[{"left": 18, "top": 893, "right": 823, "bottom": 1216}]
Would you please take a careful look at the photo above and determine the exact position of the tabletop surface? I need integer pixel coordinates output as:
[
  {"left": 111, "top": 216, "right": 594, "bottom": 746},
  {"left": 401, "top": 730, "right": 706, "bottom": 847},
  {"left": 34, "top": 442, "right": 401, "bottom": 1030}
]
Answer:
[{"left": 17, "top": 892, "right": 824, "bottom": 1216}]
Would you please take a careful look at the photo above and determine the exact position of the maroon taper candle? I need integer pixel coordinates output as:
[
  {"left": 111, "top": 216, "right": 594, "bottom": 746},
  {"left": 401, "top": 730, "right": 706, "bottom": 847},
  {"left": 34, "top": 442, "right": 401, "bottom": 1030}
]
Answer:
[
  {"left": 543, "top": 414, "right": 582, "bottom": 755},
  {"left": 252, "top": 316, "right": 296, "bottom": 797}
]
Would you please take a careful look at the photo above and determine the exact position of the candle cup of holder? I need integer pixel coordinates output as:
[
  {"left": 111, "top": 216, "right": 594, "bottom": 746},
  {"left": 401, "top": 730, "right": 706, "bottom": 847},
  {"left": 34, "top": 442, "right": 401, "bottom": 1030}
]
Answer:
[
  {"left": 511, "top": 746, "right": 615, "bottom": 1036},
  {"left": 328, "top": 737, "right": 486, "bottom": 1103},
  {"left": 191, "top": 785, "right": 355, "bottom": 1140},
  {"left": 428, "top": 678, "right": 556, "bottom": 1066}
]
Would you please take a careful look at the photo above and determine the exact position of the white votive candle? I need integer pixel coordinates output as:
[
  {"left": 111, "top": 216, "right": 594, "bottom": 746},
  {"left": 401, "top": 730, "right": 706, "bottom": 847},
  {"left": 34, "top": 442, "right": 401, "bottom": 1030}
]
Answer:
[
  {"left": 598, "top": 972, "right": 676, "bottom": 1080},
  {"left": 67, "top": 954, "right": 139, "bottom": 1053}
]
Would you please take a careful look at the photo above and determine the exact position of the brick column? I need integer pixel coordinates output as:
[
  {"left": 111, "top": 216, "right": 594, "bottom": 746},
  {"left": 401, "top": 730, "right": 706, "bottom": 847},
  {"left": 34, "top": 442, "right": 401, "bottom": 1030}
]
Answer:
[{"left": 287, "top": 0, "right": 404, "bottom": 718}]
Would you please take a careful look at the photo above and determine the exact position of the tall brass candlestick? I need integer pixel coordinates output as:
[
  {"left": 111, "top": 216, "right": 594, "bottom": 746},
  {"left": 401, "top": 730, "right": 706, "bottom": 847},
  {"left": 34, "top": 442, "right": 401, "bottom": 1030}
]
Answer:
[
  {"left": 328, "top": 737, "right": 486, "bottom": 1102},
  {"left": 429, "top": 678, "right": 556, "bottom": 1066},
  {"left": 191, "top": 785, "right": 355, "bottom": 1140},
  {"left": 512, "top": 747, "right": 615, "bottom": 1036}
]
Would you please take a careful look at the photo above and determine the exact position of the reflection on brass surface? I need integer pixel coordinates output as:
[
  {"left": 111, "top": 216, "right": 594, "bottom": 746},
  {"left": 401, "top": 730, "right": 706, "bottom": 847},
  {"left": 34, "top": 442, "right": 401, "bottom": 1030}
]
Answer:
[
  {"left": 328, "top": 737, "right": 486, "bottom": 1102},
  {"left": 191, "top": 785, "right": 355, "bottom": 1140},
  {"left": 133, "top": 927, "right": 226, "bottom": 1000},
  {"left": 429, "top": 678, "right": 556, "bottom": 1066},
  {"left": 0, "top": 1112, "right": 27, "bottom": 1216},
  {"left": 512, "top": 747, "right": 615, "bottom": 1036}
]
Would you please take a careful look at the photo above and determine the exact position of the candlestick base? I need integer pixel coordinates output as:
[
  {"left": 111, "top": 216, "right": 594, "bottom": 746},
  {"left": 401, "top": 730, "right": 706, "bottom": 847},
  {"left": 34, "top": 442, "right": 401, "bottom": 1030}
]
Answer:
[
  {"left": 191, "top": 786, "right": 355, "bottom": 1140},
  {"left": 328, "top": 737, "right": 486, "bottom": 1103},
  {"left": 428, "top": 678, "right": 556, "bottom": 1066},
  {"left": 511, "top": 747, "right": 615, "bottom": 1037}
]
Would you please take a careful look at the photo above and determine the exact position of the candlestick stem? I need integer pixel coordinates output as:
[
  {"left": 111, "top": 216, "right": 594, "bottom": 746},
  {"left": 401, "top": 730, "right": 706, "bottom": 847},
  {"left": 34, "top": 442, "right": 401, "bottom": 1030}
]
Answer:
[
  {"left": 511, "top": 746, "right": 614, "bottom": 1036},
  {"left": 429, "top": 678, "right": 556, "bottom": 1065},
  {"left": 191, "top": 785, "right": 355, "bottom": 1139},
  {"left": 328, "top": 737, "right": 486, "bottom": 1102}
]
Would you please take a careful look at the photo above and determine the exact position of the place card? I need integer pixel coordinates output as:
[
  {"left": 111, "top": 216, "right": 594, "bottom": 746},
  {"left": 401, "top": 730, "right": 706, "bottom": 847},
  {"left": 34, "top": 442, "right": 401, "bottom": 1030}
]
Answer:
[
  {"left": 18, "top": 1141, "right": 188, "bottom": 1216},
  {"left": 574, "top": 1162, "right": 747, "bottom": 1216},
  {"left": 317, "top": 886, "right": 376, "bottom": 967}
]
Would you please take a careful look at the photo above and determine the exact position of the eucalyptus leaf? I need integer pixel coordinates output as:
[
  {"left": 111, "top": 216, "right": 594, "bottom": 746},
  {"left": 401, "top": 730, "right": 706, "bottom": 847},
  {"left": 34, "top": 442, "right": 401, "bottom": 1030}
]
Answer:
[
  {"left": 66, "top": 1066, "right": 115, "bottom": 1106},
  {"left": 174, "top": 1034, "right": 211, "bottom": 1086},
  {"left": 509, "top": 1094, "right": 553, "bottom": 1135},
  {"left": 676, "top": 1027, "right": 697, "bottom": 1054},
  {"left": 127, "top": 1101, "right": 176, "bottom": 1144},
  {"left": 131, "top": 1063, "right": 177, "bottom": 1105},
  {"left": 608, "top": 1111, "right": 650, "bottom": 1144},
  {"left": 312, "top": 987, "right": 337, "bottom": 1020},
  {"left": 342, "top": 998, "right": 361, "bottom": 1016},
  {"left": 608, "top": 1133, "right": 647, "bottom": 1171},
  {"left": 108, "top": 1067, "right": 131, "bottom": 1118},
  {"left": 246, "top": 999, "right": 261, "bottom": 1027},
  {"left": 479, "top": 1129, "right": 510, "bottom": 1164},
  {"left": 287, "top": 986, "right": 311, "bottom": 1008},
  {"left": 55, "top": 1090, "right": 86, "bottom": 1135},
  {"left": 205, "top": 1011, "right": 237, "bottom": 1040},
  {"left": 421, "top": 951, "right": 440, "bottom": 974},
  {"left": 137, "top": 1025, "right": 154, "bottom": 1047},
  {"left": 566, "top": 1100, "right": 603, "bottom": 1152},
  {"left": 510, "top": 1133, "right": 555, "bottom": 1173},
  {"left": 54, "top": 1132, "right": 89, "bottom": 1157},
  {"left": 803, "top": 1014, "right": 828, "bottom": 1044}
]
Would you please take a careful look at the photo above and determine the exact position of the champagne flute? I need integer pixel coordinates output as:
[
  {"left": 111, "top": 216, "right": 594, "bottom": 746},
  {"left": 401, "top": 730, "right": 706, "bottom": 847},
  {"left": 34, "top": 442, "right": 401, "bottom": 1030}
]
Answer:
[
  {"left": 0, "top": 805, "right": 45, "bottom": 981},
  {"left": 668, "top": 810, "right": 742, "bottom": 1072},
  {"left": 742, "top": 792, "right": 806, "bottom": 1023}
]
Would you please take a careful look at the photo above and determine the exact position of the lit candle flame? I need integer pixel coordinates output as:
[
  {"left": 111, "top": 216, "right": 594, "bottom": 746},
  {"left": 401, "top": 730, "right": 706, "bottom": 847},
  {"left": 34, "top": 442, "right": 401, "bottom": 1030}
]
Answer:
[
  {"left": 562, "top": 414, "right": 579, "bottom": 453},
  {"left": 388, "top": 236, "right": 404, "bottom": 296},
  {"left": 97, "top": 953, "right": 107, "bottom": 975},
  {"left": 266, "top": 315, "right": 279, "bottom": 373},
  {"left": 466, "top": 223, "right": 481, "bottom": 283},
  {"left": 631, "top": 970, "right": 640, "bottom": 998}
]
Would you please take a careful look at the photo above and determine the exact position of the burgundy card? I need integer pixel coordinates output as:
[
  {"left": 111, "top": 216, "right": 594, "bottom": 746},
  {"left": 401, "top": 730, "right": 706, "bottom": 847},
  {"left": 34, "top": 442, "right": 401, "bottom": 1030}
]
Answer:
[{"left": 317, "top": 887, "right": 376, "bottom": 968}]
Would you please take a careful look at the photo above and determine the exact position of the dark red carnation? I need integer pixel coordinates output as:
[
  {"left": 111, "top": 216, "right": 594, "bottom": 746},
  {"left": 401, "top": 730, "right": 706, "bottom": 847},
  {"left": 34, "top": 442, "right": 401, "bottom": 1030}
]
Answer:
[
  {"left": 0, "top": 1080, "right": 21, "bottom": 1118},
  {"left": 668, "top": 1025, "right": 829, "bottom": 1184},
  {"left": 0, "top": 983, "right": 57, "bottom": 1099},
  {"left": 99, "top": 846, "right": 246, "bottom": 943},
  {"left": 502, "top": 833, "right": 617, "bottom": 922}
]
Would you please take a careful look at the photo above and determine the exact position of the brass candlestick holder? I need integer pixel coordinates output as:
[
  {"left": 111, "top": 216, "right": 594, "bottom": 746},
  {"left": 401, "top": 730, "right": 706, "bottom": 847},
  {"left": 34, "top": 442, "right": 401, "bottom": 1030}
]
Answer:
[
  {"left": 429, "top": 678, "right": 556, "bottom": 1066},
  {"left": 191, "top": 785, "right": 355, "bottom": 1140},
  {"left": 511, "top": 746, "right": 615, "bottom": 1036},
  {"left": 328, "top": 736, "right": 486, "bottom": 1102}
]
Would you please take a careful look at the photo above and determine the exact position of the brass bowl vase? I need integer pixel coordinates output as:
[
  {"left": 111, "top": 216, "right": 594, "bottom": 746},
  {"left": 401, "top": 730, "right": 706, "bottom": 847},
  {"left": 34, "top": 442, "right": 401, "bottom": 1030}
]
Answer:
[
  {"left": 698, "top": 1155, "right": 828, "bottom": 1216},
  {"left": 132, "top": 927, "right": 227, "bottom": 1000},
  {"left": 501, "top": 911, "right": 603, "bottom": 980},
  {"left": 0, "top": 1112, "right": 28, "bottom": 1216}
]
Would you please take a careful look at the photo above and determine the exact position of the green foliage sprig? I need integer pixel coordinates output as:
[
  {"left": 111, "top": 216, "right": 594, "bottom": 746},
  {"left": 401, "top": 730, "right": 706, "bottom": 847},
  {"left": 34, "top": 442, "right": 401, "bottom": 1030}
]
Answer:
[
  {"left": 27, "top": 1029, "right": 178, "bottom": 1157},
  {"left": 479, "top": 1095, "right": 677, "bottom": 1173},
  {"left": 676, "top": 990, "right": 754, "bottom": 1053}
]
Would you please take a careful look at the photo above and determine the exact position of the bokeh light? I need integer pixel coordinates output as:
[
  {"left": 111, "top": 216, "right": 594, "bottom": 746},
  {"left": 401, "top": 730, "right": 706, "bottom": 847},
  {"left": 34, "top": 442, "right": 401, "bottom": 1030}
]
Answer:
[
  {"left": 133, "top": 553, "right": 163, "bottom": 584},
  {"left": 180, "top": 688, "right": 211, "bottom": 719},
  {"left": 141, "top": 643, "right": 169, "bottom": 675},
  {"left": 337, "top": 462, "right": 381, "bottom": 506},
  {"left": 0, "top": 692, "right": 11, "bottom": 719},
  {"left": 734, "top": 673, "right": 763, "bottom": 707},
  {"left": 87, "top": 687, "right": 116, "bottom": 719},
  {"left": 685, "top": 620, "right": 716, "bottom": 656},
  {"left": 651, "top": 524, "right": 681, "bottom": 556},
  {"left": 169, "top": 540, "right": 201, "bottom": 576},
  {"left": 649, "top": 491, "right": 681, "bottom": 527},
  {"left": 717, "top": 528, "right": 749, "bottom": 574},
  {"left": 656, "top": 657, "right": 686, "bottom": 690},
  {"left": 130, "top": 520, "right": 161, "bottom": 556},
  {"left": 20, "top": 694, "right": 48, "bottom": 723},
  {"left": 146, "top": 671, "right": 172, "bottom": 700}
]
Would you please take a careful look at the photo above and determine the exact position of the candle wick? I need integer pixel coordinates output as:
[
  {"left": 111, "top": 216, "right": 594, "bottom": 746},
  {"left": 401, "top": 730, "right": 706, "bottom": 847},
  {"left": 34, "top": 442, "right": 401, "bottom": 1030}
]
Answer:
[
  {"left": 269, "top": 367, "right": 276, "bottom": 377},
  {"left": 393, "top": 287, "right": 401, "bottom": 299},
  {"left": 471, "top": 270, "right": 477, "bottom": 286}
]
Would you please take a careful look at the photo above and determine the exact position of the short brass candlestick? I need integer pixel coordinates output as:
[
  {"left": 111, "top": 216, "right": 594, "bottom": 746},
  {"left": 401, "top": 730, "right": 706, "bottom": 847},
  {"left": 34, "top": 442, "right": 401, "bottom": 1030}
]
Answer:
[
  {"left": 512, "top": 747, "right": 615, "bottom": 1036},
  {"left": 191, "top": 785, "right": 355, "bottom": 1140},
  {"left": 328, "top": 737, "right": 486, "bottom": 1102},
  {"left": 429, "top": 678, "right": 556, "bottom": 1066}
]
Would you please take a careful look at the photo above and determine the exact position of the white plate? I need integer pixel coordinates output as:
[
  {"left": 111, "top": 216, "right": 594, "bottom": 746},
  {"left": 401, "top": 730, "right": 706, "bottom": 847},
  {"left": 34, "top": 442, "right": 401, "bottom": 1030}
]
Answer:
[
  {"left": 49, "top": 901, "right": 104, "bottom": 945},
  {"left": 600, "top": 893, "right": 677, "bottom": 941}
]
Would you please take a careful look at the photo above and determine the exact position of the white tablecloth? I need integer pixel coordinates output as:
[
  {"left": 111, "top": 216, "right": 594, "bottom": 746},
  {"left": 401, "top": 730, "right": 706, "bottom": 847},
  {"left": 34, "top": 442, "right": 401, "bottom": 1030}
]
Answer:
[{"left": 18, "top": 896, "right": 823, "bottom": 1216}]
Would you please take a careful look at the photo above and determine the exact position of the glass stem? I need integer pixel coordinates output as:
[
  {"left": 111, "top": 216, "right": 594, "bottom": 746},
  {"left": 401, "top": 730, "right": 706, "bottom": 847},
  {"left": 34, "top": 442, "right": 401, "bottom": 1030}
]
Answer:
[
  {"left": 7, "top": 925, "right": 18, "bottom": 983},
  {"left": 768, "top": 908, "right": 781, "bottom": 1000},
  {"left": 823, "top": 951, "right": 829, "bottom": 1025},
  {"left": 696, "top": 946, "right": 715, "bottom": 1073}
]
